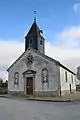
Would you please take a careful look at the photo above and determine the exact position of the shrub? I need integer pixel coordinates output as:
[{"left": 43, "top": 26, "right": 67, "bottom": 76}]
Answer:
[{"left": 0, "top": 87, "right": 8, "bottom": 94}]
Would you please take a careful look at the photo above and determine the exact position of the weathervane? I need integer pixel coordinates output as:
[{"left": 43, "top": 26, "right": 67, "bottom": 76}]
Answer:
[{"left": 34, "top": 11, "right": 36, "bottom": 21}]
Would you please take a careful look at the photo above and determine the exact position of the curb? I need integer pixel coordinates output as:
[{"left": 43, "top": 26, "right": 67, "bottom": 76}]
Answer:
[
  {"left": 0, "top": 95, "right": 9, "bottom": 98},
  {"left": 26, "top": 98, "right": 72, "bottom": 102},
  {"left": 0, "top": 95, "right": 80, "bottom": 102}
]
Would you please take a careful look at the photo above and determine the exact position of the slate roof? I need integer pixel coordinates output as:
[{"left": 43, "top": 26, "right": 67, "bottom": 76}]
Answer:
[{"left": 25, "top": 21, "right": 44, "bottom": 40}]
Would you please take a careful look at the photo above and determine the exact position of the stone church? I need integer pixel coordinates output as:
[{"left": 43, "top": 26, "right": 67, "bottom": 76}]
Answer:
[{"left": 7, "top": 19, "right": 76, "bottom": 96}]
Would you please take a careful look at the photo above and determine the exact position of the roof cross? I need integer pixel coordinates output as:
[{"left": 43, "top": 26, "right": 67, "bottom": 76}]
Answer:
[{"left": 34, "top": 11, "right": 36, "bottom": 21}]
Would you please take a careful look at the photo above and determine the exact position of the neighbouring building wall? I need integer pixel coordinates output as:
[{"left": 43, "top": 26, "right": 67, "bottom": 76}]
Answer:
[{"left": 60, "top": 67, "right": 76, "bottom": 95}]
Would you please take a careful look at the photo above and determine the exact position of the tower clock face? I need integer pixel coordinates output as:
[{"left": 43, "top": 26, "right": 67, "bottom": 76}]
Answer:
[{"left": 25, "top": 55, "right": 34, "bottom": 66}]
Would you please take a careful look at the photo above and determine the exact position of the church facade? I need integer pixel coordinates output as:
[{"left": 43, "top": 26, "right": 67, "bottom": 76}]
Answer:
[{"left": 7, "top": 20, "right": 76, "bottom": 96}]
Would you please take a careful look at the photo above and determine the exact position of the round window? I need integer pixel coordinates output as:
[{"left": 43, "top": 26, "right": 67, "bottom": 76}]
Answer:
[{"left": 25, "top": 55, "right": 34, "bottom": 66}]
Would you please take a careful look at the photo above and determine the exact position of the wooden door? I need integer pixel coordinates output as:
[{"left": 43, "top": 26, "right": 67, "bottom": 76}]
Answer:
[{"left": 26, "top": 77, "right": 33, "bottom": 95}]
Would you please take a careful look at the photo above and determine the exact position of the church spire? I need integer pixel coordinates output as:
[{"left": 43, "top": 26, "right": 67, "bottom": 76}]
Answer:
[{"left": 25, "top": 15, "right": 45, "bottom": 54}]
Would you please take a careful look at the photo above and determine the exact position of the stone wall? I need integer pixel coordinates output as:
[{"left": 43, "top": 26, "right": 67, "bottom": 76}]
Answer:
[
  {"left": 60, "top": 67, "right": 76, "bottom": 92},
  {"left": 8, "top": 49, "right": 60, "bottom": 95},
  {"left": 35, "top": 90, "right": 60, "bottom": 97},
  {"left": 61, "top": 89, "right": 76, "bottom": 96},
  {"left": 8, "top": 91, "right": 24, "bottom": 95}
]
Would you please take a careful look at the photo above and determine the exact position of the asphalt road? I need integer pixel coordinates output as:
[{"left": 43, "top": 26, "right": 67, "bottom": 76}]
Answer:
[{"left": 0, "top": 98, "right": 80, "bottom": 120}]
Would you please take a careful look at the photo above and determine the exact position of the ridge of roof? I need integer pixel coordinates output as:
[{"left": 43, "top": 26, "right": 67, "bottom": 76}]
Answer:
[
  {"left": 28, "top": 47, "right": 60, "bottom": 64},
  {"left": 7, "top": 51, "right": 26, "bottom": 71},
  {"left": 7, "top": 47, "right": 59, "bottom": 71},
  {"left": 7, "top": 47, "right": 76, "bottom": 75},
  {"left": 59, "top": 63, "right": 75, "bottom": 75},
  {"left": 28, "top": 48, "right": 76, "bottom": 75}
]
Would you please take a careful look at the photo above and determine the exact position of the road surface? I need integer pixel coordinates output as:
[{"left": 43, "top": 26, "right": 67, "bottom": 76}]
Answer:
[{"left": 0, "top": 98, "right": 80, "bottom": 120}]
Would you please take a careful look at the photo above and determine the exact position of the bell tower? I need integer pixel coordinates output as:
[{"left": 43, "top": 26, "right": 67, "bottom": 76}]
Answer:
[{"left": 25, "top": 18, "right": 45, "bottom": 54}]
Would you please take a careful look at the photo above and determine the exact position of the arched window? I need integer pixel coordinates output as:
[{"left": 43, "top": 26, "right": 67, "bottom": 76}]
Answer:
[
  {"left": 14, "top": 72, "right": 19, "bottom": 87},
  {"left": 41, "top": 68, "right": 49, "bottom": 88}
]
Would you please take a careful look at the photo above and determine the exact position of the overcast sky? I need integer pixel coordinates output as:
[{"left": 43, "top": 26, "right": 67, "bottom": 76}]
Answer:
[{"left": 0, "top": 0, "right": 80, "bottom": 81}]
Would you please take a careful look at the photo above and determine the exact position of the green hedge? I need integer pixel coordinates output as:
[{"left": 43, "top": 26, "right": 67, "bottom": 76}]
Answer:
[{"left": 0, "top": 87, "right": 8, "bottom": 94}]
